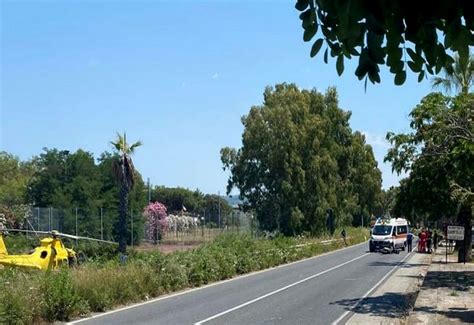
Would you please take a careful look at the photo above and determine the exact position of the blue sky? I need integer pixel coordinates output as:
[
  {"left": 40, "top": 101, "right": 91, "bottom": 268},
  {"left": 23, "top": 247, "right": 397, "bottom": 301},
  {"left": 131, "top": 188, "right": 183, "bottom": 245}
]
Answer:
[{"left": 1, "top": 0, "right": 432, "bottom": 194}]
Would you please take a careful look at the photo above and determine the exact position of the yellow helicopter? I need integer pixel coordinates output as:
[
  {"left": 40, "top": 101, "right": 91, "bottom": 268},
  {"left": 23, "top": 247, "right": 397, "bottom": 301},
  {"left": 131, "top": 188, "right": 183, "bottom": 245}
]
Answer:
[{"left": 0, "top": 229, "right": 115, "bottom": 270}]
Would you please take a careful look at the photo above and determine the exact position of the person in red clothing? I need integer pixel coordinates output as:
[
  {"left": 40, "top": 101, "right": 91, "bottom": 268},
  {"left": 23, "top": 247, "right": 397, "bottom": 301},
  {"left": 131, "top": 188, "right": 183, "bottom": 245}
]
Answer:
[{"left": 418, "top": 229, "right": 427, "bottom": 253}]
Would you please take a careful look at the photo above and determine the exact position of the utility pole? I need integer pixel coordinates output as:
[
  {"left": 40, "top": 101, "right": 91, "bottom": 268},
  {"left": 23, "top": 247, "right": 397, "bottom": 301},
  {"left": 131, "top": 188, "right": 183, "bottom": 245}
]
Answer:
[
  {"left": 218, "top": 190, "right": 221, "bottom": 230},
  {"left": 147, "top": 178, "right": 151, "bottom": 204},
  {"left": 37, "top": 207, "right": 40, "bottom": 231},
  {"left": 100, "top": 208, "right": 103, "bottom": 240},
  {"left": 75, "top": 207, "right": 78, "bottom": 245}
]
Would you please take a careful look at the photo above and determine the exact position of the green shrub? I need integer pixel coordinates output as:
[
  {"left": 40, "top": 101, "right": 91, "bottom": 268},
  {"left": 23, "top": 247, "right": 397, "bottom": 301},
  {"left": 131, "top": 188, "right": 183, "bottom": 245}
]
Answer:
[
  {"left": 0, "top": 269, "right": 42, "bottom": 325},
  {"left": 41, "top": 270, "right": 87, "bottom": 322}
]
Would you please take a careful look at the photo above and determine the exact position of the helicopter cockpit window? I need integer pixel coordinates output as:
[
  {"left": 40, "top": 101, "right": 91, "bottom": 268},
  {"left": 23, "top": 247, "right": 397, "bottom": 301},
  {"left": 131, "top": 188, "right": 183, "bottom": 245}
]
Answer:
[{"left": 40, "top": 251, "right": 48, "bottom": 259}]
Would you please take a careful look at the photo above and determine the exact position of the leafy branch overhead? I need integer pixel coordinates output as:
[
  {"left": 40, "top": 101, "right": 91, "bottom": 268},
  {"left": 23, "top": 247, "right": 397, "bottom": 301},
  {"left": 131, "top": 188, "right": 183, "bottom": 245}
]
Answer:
[{"left": 295, "top": 0, "right": 474, "bottom": 85}]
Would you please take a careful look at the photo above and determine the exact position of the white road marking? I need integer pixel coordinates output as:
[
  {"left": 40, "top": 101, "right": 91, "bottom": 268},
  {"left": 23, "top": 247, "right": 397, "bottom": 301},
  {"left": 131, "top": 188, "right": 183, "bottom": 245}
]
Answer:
[
  {"left": 194, "top": 253, "right": 371, "bottom": 325},
  {"left": 68, "top": 241, "right": 367, "bottom": 324},
  {"left": 331, "top": 247, "right": 416, "bottom": 325}
]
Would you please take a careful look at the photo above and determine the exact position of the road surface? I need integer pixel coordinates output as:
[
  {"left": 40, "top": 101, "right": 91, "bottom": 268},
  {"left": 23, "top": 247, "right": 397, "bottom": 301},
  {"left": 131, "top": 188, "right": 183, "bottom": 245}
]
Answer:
[{"left": 71, "top": 242, "right": 413, "bottom": 325}]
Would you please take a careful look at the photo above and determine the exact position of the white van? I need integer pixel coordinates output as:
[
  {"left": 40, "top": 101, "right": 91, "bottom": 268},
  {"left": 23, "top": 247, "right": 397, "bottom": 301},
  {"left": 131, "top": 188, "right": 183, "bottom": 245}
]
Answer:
[{"left": 369, "top": 218, "right": 408, "bottom": 252}]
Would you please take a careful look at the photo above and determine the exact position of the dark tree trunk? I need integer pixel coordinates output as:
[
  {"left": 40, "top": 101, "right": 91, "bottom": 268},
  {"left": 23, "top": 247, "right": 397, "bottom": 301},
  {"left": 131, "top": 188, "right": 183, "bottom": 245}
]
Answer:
[
  {"left": 118, "top": 184, "right": 129, "bottom": 254},
  {"left": 457, "top": 204, "right": 472, "bottom": 263}
]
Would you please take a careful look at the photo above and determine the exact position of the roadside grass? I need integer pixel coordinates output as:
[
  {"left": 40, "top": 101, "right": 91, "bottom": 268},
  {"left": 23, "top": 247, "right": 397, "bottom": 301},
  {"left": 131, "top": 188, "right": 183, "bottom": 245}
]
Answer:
[{"left": 0, "top": 227, "right": 368, "bottom": 323}]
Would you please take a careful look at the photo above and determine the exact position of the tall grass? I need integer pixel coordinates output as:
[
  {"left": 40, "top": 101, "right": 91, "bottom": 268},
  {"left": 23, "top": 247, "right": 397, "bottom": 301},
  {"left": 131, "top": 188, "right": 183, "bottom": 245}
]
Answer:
[{"left": 0, "top": 227, "right": 368, "bottom": 323}]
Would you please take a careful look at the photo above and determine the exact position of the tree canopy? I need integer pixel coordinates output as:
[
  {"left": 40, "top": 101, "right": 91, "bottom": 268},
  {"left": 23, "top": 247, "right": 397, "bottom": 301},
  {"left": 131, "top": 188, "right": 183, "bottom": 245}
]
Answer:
[
  {"left": 0, "top": 152, "right": 35, "bottom": 227},
  {"left": 221, "top": 83, "right": 382, "bottom": 235},
  {"left": 296, "top": 0, "right": 474, "bottom": 86},
  {"left": 23, "top": 148, "right": 147, "bottom": 242},
  {"left": 385, "top": 93, "right": 473, "bottom": 261}
]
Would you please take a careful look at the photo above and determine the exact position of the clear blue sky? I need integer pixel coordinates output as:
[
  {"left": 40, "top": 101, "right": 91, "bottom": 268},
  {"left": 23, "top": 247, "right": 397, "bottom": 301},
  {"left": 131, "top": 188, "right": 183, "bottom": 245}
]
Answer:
[{"left": 1, "top": 0, "right": 431, "bottom": 194}]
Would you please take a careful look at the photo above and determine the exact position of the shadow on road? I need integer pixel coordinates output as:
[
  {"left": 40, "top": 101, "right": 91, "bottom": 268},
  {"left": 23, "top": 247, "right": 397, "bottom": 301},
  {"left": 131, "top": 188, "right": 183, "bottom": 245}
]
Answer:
[
  {"left": 367, "top": 261, "right": 429, "bottom": 268},
  {"left": 330, "top": 292, "right": 417, "bottom": 318}
]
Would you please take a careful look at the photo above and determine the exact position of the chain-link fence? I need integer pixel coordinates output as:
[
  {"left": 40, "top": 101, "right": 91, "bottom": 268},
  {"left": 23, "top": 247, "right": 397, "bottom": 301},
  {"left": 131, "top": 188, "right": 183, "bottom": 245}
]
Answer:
[
  {"left": 143, "top": 209, "right": 255, "bottom": 244},
  {"left": 23, "top": 207, "right": 255, "bottom": 245},
  {"left": 24, "top": 207, "right": 141, "bottom": 243}
]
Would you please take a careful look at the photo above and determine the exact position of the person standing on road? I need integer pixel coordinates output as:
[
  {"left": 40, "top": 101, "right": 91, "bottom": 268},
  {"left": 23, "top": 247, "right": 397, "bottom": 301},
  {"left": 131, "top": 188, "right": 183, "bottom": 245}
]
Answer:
[
  {"left": 433, "top": 230, "right": 438, "bottom": 251},
  {"left": 407, "top": 232, "right": 413, "bottom": 252},
  {"left": 426, "top": 229, "right": 432, "bottom": 253}
]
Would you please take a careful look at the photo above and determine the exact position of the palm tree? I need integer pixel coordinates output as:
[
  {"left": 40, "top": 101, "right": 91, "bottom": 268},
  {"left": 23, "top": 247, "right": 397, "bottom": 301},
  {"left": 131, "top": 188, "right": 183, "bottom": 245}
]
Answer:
[
  {"left": 111, "top": 132, "right": 142, "bottom": 254},
  {"left": 431, "top": 53, "right": 473, "bottom": 95}
]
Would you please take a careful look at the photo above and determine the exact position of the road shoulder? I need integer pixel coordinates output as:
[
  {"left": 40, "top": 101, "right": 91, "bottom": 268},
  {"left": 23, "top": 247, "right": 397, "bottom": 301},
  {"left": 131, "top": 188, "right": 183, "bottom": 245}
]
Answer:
[
  {"left": 407, "top": 249, "right": 474, "bottom": 324},
  {"left": 346, "top": 251, "right": 432, "bottom": 325}
]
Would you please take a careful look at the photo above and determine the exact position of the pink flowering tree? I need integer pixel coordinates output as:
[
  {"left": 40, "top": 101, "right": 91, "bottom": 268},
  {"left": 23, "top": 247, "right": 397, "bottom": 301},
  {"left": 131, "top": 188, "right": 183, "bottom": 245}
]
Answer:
[{"left": 143, "top": 202, "right": 168, "bottom": 244}]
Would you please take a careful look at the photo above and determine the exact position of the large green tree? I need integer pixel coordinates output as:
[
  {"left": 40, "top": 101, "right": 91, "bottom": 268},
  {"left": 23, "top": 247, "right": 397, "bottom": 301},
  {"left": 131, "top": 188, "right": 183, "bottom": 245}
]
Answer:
[
  {"left": 110, "top": 133, "right": 142, "bottom": 254},
  {"left": 0, "top": 152, "right": 35, "bottom": 226},
  {"left": 385, "top": 93, "right": 473, "bottom": 262},
  {"left": 295, "top": 0, "right": 473, "bottom": 85},
  {"left": 0, "top": 152, "right": 34, "bottom": 207},
  {"left": 27, "top": 149, "right": 103, "bottom": 236},
  {"left": 221, "top": 83, "right": 382, "bottom": 235},
  {"left": 350, "top": 131, "right": 383, "bottom": 226}
]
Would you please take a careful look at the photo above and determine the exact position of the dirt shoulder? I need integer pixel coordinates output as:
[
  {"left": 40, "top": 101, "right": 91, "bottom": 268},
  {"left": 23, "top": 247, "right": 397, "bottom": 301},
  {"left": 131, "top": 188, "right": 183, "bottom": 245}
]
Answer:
[
  {"left": 347, "top": 250, "right": 432, "bottom": 325},
  {"left": 407, "top": 248, "right": 474, "bottom": 324}
]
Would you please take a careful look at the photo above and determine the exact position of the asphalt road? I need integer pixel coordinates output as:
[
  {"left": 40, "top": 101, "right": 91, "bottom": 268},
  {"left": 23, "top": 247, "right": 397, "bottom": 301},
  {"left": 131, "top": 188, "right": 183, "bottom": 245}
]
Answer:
[{"left": 71, "top": 242, "right": 413, "bottom": 325}]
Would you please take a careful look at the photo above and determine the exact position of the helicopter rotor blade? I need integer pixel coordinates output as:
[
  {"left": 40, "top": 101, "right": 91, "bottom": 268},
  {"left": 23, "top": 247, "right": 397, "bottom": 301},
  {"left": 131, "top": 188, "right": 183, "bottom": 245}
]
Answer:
[
  {"left": 4, "top": 229, "right": 117, "bottom": 245},
  {"left": 74, "top": 236, "right": 118, "bottom": 245},
  {"left": 54, "top": 232, "right": 79, "bottom": 240},
  {"left": 5, "top": 229, "right": 51, "bottom": 235}
]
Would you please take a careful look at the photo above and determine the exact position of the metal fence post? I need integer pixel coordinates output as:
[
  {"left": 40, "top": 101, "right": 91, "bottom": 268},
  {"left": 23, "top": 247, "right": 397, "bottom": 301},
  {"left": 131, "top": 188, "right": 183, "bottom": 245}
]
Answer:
[
  {"left": 100, "top": 208, "right": 103, "bottom": 240},
  {"left": 37, "top": 207, "right": 40, "bottom": 231},
  {"left": 75, "top": 208, "right": 78, "bottom": 243}
]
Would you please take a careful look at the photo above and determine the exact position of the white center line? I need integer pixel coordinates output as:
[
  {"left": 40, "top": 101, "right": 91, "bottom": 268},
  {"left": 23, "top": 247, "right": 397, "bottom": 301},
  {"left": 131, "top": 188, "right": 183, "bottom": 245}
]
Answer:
[{"left": 194, "top": 253, "right": 371, "bottom": 325}]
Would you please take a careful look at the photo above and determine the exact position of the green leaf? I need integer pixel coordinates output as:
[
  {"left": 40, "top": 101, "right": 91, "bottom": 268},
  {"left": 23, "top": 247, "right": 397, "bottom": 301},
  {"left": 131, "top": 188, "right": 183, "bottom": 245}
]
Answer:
[
  {"left": 406, "top": 48, "right": 419, "bottom": 63},
  {"left": 310, "top": 39, "right": 324, "bottom": 57},
  {"left": 368, "top": 69, "right": 381, "bottom": 84},
  {"left": 324, "top": 48, "right": 328, "bottom": 63},
  {"left": 394, "top": 70, "right": 406, "bottom": 85},
  {"left": 417, "top": 70, "right": 425, "bottom": 82},
  {"left": 336, "top": 55, "right": 344, "bottom": 76},
  {"left": 303, "top": 25, "right": 317, "bottom": 42},
  {"left": 295, "top": 0, "right": 310, "bottom": 11},
  {"left": 407, "top": 61, "right": 422, "bottom": 73}
]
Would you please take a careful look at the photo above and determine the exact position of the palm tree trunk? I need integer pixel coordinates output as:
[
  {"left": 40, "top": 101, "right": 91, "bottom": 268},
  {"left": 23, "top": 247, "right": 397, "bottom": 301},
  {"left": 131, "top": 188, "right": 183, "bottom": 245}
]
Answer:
[{"left": 118, "top": 183, "right": 129, "bottom": 254}]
